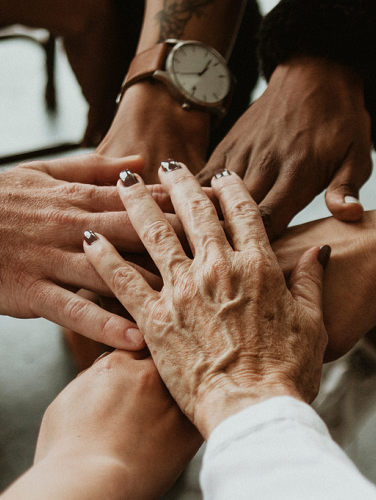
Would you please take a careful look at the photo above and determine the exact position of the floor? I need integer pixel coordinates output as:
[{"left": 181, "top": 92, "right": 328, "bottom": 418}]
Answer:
[{"left": 1, "top": 0, "right": 376, "bottom": 496}]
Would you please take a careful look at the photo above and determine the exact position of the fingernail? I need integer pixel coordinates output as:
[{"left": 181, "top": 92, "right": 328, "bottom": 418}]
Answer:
[
  {"left": 93, "top": 351, "right": 111, "bottom": 365},
  {"left": 84, "top": 230, "right": 99, "bottom": 245},
  {"left": 213, "top": 168, "right": 231, "bottom": 179},
  {"left": 125, "top": 328, "right": 144, "bottom": 346},
  {"left": 317, "top": 245, "right": 331, "bottom": 270},
  {"left": 344, "top": 196, "right": 361, "bottom": 205},
  {"left": 119, "top": 170, "right": 139, "bottom": 187},
  {"left": 161, "top": 159, "right": 182, "bottom": 173}
]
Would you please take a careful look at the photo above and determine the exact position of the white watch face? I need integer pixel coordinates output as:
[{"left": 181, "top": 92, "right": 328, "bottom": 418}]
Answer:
[{"left": 168, "top": 42, "right": 231, "bottom": 105}]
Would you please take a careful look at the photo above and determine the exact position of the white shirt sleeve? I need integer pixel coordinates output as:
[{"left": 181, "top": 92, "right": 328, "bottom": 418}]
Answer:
[{"left": 200, "top": 396, "right": 376, "bottom": 500}]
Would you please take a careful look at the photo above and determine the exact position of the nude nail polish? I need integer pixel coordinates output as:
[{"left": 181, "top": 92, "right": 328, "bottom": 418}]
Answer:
[
  {"left": 84, "top": 230, "right": 99, "bottom": 245},
  {"left": 161, "top": 159, "right": 182, "bottom": 173},
  {"left": 119, "top": 170, "right": 138, "bottom": 187}
]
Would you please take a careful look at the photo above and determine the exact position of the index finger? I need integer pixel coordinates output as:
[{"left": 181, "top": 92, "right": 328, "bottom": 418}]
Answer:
[{"left": 26, "top": 154, "right": 144, "bottom": 185}]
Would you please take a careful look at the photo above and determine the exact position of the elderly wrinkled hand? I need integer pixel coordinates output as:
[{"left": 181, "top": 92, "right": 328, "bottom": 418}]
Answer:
[
  {"left": 0, "top": 153, "right": 152, "bottom": 348},
  {"left": 84, "top": 162, "right": 329, "bottom": 439}
]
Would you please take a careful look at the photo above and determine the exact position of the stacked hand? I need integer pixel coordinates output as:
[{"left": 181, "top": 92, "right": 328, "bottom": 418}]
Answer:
[
  {"left": 198, "top": 57, "right": 372, "bottom": 240},
  {"left": 0, "top": 154, "right": 152, "bottom": 348},
  {"left": 4, "top": 349, "right": 202, "bottom": 500},
  {"left": 84, "top": 162, "right": 329, "bottom": 439},
  {"left": 273, "top": 211, "right": 376, "bottom": 361}
]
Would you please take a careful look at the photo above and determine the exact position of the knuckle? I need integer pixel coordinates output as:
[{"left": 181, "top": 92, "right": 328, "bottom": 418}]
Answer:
[
  {"left": 93, "top": 351, "right": 122, "bottom": 373},
  {"left": 137, "top": 362, "right": 160, "bottom": 388},
  {"left": 187, "top": 197, "right": 217, "bottom": 219},
  {"left": 140, "top": 220, "right": 175, "bottom": 248},
  {"left": 56, "top": 182, "right": 96, "bottom": 202},
  {"left": 64, "top": 296, "right": 90, "bottom": 324},
  {"left": 109, "top": 266, "right": 134, "bottom": 294},
  {"left": 226, "top": 199, "right": 259, "bottom": 220}
]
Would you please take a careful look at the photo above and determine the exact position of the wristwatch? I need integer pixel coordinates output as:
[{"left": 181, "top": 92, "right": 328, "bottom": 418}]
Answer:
[{"left": 117, "top": 39, "right": 235, "bottom": 120}]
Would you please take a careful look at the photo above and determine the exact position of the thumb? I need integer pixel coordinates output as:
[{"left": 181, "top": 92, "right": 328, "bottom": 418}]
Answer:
[
  {"left": 289, "top": 245, "right": 331, "bottom": 314},
  {"left": 325, "top": 150, "right": 372, "bottom": 222},
  {"left": 36, "top": 153, "right": 145, "bottom": 185}
]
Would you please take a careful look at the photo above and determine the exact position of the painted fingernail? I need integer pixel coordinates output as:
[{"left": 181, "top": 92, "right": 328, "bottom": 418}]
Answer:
[
  {"left": 119, "top": 170, "right": 138, "bottom": 187},
  {"left": 213, "top": 168, "right": 231, "bottom": 179},
  {"left": 344, "top": 196, "right": 361, "bottom": 205},
  {"left": 161, "top": 159, "right": 182, "bottom": 173},
  {"left": 84, "top": 230, "right": 99, "bottom": 245},
  {"left": 125, "top": 328, "right": 144, "bottom": 347},
  {"left": 317, "top": 245, "right": 331, "bottom": 270},
  {"left": 93, "top": 351, "right": 111, "bottom": 365}
]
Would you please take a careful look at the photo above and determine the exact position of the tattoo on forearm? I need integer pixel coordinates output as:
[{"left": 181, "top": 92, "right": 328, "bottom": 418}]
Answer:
[{"left": 156, "top": 0, "right": 215, "bottom": 42}]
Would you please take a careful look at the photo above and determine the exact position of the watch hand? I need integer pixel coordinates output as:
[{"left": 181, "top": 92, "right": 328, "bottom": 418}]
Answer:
[{"left": 198, "top": 59, "right": 212, "bottom": 77}]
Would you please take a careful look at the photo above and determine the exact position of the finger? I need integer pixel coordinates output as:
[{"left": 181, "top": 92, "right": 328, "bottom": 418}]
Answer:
[
  {"left": 43, "top": 251, "right": 114, "bottom": 296},
  {"left": 241, "top": 151, "right": 281, "bottom": 204},
  {"left": 26, "top": 154, "right": 144, "bottom": 185},
  {"left": 83, "top": 232, "right": 159, "bottom": 324},
  {"left": 116, "top": 170, "right": 189, "bottom": 279},
  {"left": 29, "top": 281, "right": 146, "bottom": 349},
  {"left": 289, "top": 245, "right": 331, "bottom": 316},
  {"left": 258, "top": 177, "right": 315, "bottom": 242},
  {"left": 325, "top": 150, "right": 372, "bottom": 221},
  {"left": 159, "top": 161, "right": 230, "bottom": 255},
  {"left": 148, "top": 183, "right": 221, "bottom": 215},
  {"left": 211, "top": 169, "right": 270, "bottom": 252}
]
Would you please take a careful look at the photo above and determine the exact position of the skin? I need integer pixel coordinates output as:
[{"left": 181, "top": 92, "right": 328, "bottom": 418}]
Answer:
[
  {"left": 0, "top": 153, "right": 165, "bottom": 347},
  {"left": 1, "top": 350, "right": 202, "bottom": 500},
  {"left": 84, "top": 164, "right": 328, "bottom": 439},
  {"left": 272, "top": 211, "right": 376, "bottom": 361},
  {"left": 198, "top": 56, "right": 373, "bottom": 240},
  {"left": 97, "top": 0, "right": 248, "bottom": 184}
]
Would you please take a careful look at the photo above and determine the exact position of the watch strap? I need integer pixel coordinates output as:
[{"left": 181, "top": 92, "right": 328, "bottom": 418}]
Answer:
[
  {"left": 117, "top": 43, "right": 170, "bottom": 103},
  {"left": 116, "top": 40, "right": 234, "bottom": 126}
]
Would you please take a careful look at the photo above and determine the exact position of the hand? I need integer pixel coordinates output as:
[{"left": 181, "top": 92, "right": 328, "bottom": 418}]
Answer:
[
  {"left": 4, "top": 350, "right": 201, "bottom": 500},
  {"left": 272, "top": 211, "right": 376, "bottom": 361},
  {"left": 84, "top": 162, "right": 328, "bottom": 440},
  {"left": 0, "top": 153, "right": 152, "bottom": 348},
  {"left": 96, "top": 81, "right": 210, "bottom": 184},
  {"left": 197, "top": 56, "right": 373, "bottom": 240}
]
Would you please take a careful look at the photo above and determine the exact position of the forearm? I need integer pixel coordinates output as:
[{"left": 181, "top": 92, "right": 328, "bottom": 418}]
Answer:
[
  {"left": 138, "top": 0, "right": 247, "bottom": 58},
  {"left": 1, "top": 457, "right": 128, "bottom": 500},
  {"left": 97, "top": 0, "right": 248, "bottom": 181}
]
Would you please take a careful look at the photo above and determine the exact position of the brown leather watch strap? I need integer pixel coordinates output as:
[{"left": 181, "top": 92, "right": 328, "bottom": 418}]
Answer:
[{"left": 117, "top": 43, "right": 170, "bottom": 103}]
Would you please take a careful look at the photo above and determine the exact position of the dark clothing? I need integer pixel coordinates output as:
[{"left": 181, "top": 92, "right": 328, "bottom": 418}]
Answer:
[{"left": 257, "top": 0, "right": 376, "bottom": 145}]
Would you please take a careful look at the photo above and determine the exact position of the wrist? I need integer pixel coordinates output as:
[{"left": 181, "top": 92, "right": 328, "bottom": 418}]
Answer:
[
  {"left": 270, "top": 56, "right": 365, "bottom": 106},
  {"left": 96, "top": 80, "right": 210, "bottom": 181},
  {"left": 194, "top": 377, "right": 302, "bottom": 440}
]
